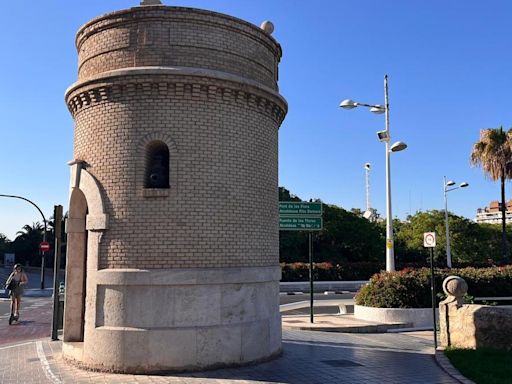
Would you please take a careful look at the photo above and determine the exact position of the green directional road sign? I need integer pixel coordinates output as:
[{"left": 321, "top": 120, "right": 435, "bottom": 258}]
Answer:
[
  {"left": 279, "top": 217, "right": 322, "bottom": 230},
  {"left": 279, "top": 202, "right": 322, "bottom": 216},
  {"left": 279, "top": 201, "right": 323, "bottom": 231}
]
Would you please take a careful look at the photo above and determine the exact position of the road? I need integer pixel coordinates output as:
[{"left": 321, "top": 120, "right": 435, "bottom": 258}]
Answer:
[
  {"left": 0, "top": 265, "right": 64, "bottom": 290},
  {"left": 0, "top": 296, "right": 53, "bottom": 345},
  {"left": 0, "top": 266, "right": 61, "bottom": 346}
]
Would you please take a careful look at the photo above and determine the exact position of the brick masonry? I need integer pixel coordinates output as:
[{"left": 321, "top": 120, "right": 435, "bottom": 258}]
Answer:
[
  {"left": 75, "top": 6, "right": 282, "bottom": 90},
  {"left": 65, "top": 6, "right": 287, "bottom": 270}
]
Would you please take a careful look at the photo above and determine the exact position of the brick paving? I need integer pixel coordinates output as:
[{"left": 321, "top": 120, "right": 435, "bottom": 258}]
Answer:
[
  {"left": 0, "top": 297, "right": 53, "bottom": 346},
  {"left": 0, "top": 328, "right": 458, "bottom": 383}
]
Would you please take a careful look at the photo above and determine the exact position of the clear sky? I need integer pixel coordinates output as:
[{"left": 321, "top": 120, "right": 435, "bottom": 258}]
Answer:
[{"left": 1, "top": 0, "right": 512, "bottom": 240}]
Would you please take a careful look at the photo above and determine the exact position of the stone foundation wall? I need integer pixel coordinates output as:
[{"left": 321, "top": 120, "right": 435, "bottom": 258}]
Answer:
[
  {"left": 439, "top": 275, "right": 512, "bottom": 350},
  {"left": 63, "top": 266, "right": 282, "bottom": 373}
]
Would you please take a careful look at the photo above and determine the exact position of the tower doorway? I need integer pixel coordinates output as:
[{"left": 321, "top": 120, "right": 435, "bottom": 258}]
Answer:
[{"left": 63, "top": 188, "right": 88, "bottom": 342}]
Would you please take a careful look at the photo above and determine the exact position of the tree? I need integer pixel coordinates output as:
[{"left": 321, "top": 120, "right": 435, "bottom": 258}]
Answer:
[
  {"left": 470, "top": 127, "right": 512, "bottom": 261},
  {"left": 314, "top": 204, "right": 384, "bottom": 263},
  {"left": 13, "top": 222, "right": 44, "bottom": 266},
  {"left": 278, "top": 187, "right": 385, "bottom": 263},
  {"left": 395, "top": 210, "right": 506, "bottom": 264},
  {"left": 0, "top": 233, "right": 12, "bottom": 257}
]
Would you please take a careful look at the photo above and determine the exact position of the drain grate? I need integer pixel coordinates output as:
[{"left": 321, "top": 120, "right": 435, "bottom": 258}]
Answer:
[{"left": 321, "top": 359, "right": 363, "bottom": 367}]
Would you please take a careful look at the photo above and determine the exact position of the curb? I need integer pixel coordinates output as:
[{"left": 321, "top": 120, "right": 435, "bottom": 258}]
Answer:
[
  {"left": 434, "top": 349, "right": 475, "bottom": 384},
  {"left": 284, "top": 323, "right": 411, "bottom": 333},
  {"left": 24, "top": 288, "right": 54, "bottom": 297}
]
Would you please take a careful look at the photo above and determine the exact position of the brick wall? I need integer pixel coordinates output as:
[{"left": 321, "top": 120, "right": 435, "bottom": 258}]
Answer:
[
  {"left": 76, "top": 6, "right": 282, "bottom": 90},
  {"left": 67, "top": 5, "right": 287, "bottom": 269}
]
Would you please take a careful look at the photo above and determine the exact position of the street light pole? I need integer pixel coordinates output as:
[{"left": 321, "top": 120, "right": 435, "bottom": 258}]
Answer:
[
  {"left": 443, "top": 178, "right": 469, "bottom": 268},
  {"left": 340, "top": 75, "right": 406, "bottom": 273},
  {"left": 444, "top": 176, "right": 451, "bottom": 268},
  {"left": 0, "top": 194, "right": 47, "bottom": 288},
  {"left": 383, "top": 75, "right": 395, "bottom": 272}
]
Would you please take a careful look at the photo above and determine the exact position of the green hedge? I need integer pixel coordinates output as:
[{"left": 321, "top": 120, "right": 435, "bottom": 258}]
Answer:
[
  {"left": 280, "top": 261, "right": 502, "bottom": 282},
  {"left": 354, "top": 266, "right": 512, "bottom": 308},
  {"left": 280, "top": 262, "right": 385, "bottom": 281}
]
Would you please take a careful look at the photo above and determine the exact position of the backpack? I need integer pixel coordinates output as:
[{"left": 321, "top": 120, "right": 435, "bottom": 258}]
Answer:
[{"left": 6, "top": 279, "right": 17, "bottom": 291}]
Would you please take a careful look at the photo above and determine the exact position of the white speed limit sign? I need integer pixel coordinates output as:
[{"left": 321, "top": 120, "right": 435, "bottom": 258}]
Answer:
[{"left": 423, "top": 232, "right": 436, "bottom": 248}]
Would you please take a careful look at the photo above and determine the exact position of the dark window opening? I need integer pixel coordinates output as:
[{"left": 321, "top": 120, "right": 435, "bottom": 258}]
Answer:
[{"left": 144, "top": 141, "right": 169, "bottom": 188}]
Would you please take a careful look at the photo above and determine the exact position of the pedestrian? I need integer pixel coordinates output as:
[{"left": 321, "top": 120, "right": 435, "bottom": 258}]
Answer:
[{"left": 4, "top": 264, "right": 29, "bottom": 325}]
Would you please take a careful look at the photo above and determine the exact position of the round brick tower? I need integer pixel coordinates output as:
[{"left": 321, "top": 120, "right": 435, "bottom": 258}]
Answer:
[{"left": 63, "top": 1, "right": 287, "bottom": 373}]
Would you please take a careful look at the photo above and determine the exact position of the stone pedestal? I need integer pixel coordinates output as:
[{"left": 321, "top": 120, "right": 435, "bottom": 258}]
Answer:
[{"left": 439, "top": 275, "right": 512, "bottom": 351}]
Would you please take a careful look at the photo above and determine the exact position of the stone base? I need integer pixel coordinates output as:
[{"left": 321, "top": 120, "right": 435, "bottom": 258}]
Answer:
[
  {"left": 354, "top": 305, "right": 438, "bottom": 328},
  {"left": 62, "top": 266, "right": 282, "bottom": 373}
]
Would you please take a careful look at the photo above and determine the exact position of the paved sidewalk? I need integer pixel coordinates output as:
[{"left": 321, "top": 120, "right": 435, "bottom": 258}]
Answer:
[{"left": 0, "top": 329, "right": 457, "bottom": 383}]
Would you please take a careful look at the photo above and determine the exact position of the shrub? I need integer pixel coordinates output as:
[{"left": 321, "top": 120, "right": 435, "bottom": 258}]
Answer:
[
  {"left": 280, "top": 261, "right": 511, "bottom": 282},
  {"left": 280, "top": 262, "right": 385, "bottom": 281},
  {"left": 354, "top": 266, "right": 512, "bottom": 308}
]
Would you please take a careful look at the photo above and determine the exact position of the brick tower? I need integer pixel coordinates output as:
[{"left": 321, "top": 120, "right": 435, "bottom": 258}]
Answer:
[{"left": 63, "top": 1, "right": 287, "bottom": 373}]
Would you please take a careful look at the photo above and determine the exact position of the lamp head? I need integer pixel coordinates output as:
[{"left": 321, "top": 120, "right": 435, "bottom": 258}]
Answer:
[
  {"left": 364, "top": 163, "right": 371, "bottom": 170},
  {"left": 370, "top": 105, "right": 385, "bottom": 114},
  {"left": 446, "top": 180, "right": 456, "bottom": 187},
  {"left": 377, "top": 130, "right": 390, "bottom": 142},
  {"left": 390, "top": 141, "right": 407, "bottom": 152},
  {"left": 339, "top": 99, "right": 358, "bottom": 109},
  {"left": 460, "top": 182, "right": 469, "bottom": 188}
]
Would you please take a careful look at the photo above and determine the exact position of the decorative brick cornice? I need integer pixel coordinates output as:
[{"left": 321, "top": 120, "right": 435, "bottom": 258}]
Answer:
[{"left": 65, "top": 67, "right": 287, "bottom": 125}]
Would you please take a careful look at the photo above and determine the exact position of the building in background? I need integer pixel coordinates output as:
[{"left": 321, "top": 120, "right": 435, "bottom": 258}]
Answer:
[{"left": 475, "top": 200, "right": 512, "bottom": 224}]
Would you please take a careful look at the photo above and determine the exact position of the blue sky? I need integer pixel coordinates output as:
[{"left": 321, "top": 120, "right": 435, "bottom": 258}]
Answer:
[{"left": 1, "top": 0, "right": 512, "bottom": 240}]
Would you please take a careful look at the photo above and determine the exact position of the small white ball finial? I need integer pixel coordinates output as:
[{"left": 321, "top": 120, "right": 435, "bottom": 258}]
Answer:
[{"left": 260, "top": 21, "right": 274, "bottom": 34}]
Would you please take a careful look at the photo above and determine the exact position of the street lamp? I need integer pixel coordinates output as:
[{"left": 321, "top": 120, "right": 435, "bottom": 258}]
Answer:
[
  {"left": 0, "top": 194, "right": 48, "bottom": 289},
  {"left": 340, "top": 75, "right": 407, "bottom": 272},
  {"left": 443, "top": 177, "right": 469, "bottom": 268}
]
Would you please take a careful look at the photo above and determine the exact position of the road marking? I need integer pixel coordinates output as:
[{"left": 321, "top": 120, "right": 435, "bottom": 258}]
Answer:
[
  {"left": 36, "top": 341, "right": 62, "bottom": 384},
  {"left": 0, "top": 341, "right": 34, "bottom": 350}
]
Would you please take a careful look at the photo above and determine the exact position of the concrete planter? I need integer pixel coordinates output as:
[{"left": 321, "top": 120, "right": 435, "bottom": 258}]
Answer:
[{"left": 354, "top": 305, "right": 438, "bottom": 328}]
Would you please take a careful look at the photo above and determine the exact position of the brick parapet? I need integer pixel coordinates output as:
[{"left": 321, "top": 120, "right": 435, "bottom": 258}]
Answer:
[{"left": 75, "top": 5, "right": 282, "bottom": 90}]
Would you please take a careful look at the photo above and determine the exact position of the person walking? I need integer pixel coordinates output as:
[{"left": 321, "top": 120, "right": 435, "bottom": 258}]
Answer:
[{"left": 4, "top": 264, "right": 29, "bottom": 325}]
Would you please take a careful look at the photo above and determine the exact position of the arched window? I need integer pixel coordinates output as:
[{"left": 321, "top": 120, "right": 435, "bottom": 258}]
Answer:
[{"left": 144, "top": 141, "right": 169, "bottom": 188}]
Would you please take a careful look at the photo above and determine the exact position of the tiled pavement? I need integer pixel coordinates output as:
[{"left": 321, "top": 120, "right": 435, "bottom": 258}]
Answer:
[{"left": 0, "top": 329, "right": 458, "bottom": 384}]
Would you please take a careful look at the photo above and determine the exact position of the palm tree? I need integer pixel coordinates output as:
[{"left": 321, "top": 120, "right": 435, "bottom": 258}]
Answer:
[
  {"left": 15, "top": 222, "right": 44, "bottom": 242},
  {"left": 470, "top": 127, "right": 512, "bottom": 261}
]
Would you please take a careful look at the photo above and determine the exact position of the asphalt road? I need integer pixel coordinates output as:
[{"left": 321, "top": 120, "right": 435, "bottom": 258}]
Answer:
[{"left": 279, "top": 292, "right": 355, "bottom": 304}]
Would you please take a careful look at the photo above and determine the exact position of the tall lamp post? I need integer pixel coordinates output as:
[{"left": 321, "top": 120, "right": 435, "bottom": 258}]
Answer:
[
  {"left": 443, "top": 177, "right": 469, "bottom": 268},
  {"left": 0, "top": 194, "right": 48, "bottom": 289},
  {"left": 340, "top": 75, "right": 407, "bottom": 272}
]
